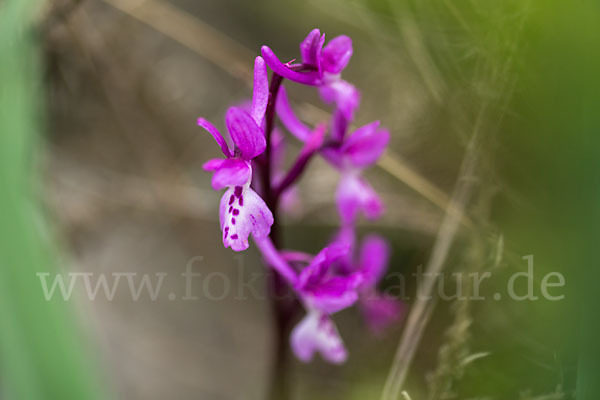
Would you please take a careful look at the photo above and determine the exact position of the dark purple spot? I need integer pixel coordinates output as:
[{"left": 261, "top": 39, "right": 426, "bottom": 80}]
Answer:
[
  {"left": 229, "top": 195, "right": 235, "bottom": 205},
  {"left": 232, "top": 209, "right": 239, "bottom": 216},
  {"left": 231, "top": 234, "right": 238, "bottom": 240},
  {"left": 228, "top": 206, "right": 233, "bottom": 213},
  {"left": 234, "top": 186, "right": 243, "bottom": 197},
  {"left": 224, "top": 227, "right": 229, "bottom": 239},
  {"left": 231, "top": 218, "right": 236, "bottom": 225},
  {"left": 238, "top": 196, "right": 244, "bottom": 206}
]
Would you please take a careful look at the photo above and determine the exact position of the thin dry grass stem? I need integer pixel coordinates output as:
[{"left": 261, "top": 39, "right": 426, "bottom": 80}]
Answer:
[
  {"left": 381, "top": 0, "right": 528, "bottom": 395},
  {"left": 426, "top": 128, "right": 500, "bottom": 400},
  {"left": 101, "top": 0, "right": 254, "bottom": 82},
  {"left": 60, "top": 7, "right": 206, "bottom": 223},
  {"left": 378, "top": 152, "right": 475, "bottom": 230},
  {"left": 99, "top": 0, "right": 470, "bottom": 226},
  {"left": 381, "top": 101, "right": 487, "bottom": 400}
]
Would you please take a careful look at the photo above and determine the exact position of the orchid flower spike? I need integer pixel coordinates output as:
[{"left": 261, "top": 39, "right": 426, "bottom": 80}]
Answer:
[
  {"left": 199, "top": 57, "right": 273, "bottom": 251},
  {"left": 199, "top": 29, "right": 398, "bottom": 366}
]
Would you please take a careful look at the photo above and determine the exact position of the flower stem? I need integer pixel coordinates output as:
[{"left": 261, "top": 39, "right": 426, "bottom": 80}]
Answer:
[
  {"left": 267, "top": 271, "right": 296, "bottom": 400},
  {"left": 259, "top": 70, "right": 299, "bottom": 400},
  {"left": 263, "top": 72, "right": 284, "bottom": 235},
  {"left": 273, "top": 139, "right": 321, "bottom": 202}
]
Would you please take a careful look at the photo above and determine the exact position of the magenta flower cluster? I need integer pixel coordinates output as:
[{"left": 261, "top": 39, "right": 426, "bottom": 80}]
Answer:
[{"left": 199, "top": 29, "right": 404, "bottom": 364}]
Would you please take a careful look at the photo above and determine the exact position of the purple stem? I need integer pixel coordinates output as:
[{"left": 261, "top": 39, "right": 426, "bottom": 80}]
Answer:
[
  {"left": 259, "top": 69, "right": 298, "bottom": 400},
  {"left": 262, "top": 72, "right": 283, "bottom": 222},
  {"left": 259, "top": 61, "right": 322, "bottom": 400},
  {"left": 273, "top": 143, "right": 319, "bottom": 201}
]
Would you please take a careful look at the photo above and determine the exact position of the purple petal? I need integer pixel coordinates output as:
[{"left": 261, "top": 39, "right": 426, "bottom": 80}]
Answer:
[
  {"left": 275, "top": 85, "right": 312, "bottom": 142},
  {"left": 303, "top": 122, "right": 326, "bottom": 154},
  {"left": 341, "top": 122, "right": 390, "bottom": 167},
  {"left": 197, "top": 118, "right": 231, "bottom": 157},
  {"left": 202, "top": 158, "right": 225, "bottom": 171},
  {"left": 291, "top": 312, "right": 347, "bottom": 364},
  {"left": 362, "top": 187, "right": 385, "bottom": 220},
  {"left": 331, "top": 109, "right": 349, "bottom": 142},
  {"left": 304, "top": 272, "right": 363, "bottom": 314},
  {"left": 321, "top": 147, "right": 344, "bottom": 169},
  {"left": 297, "top": 243, "right": 350, "bottom": 289},
  {"left": 261, "top": 46, "right": 322, "bottom": 86},
  {"left": 299, "top": 29, "right": 325, "bottom": 73},
  {"left": 330, "top": 226, "right": 355, "bottom": 274},
  {"left": 296, "top": 242, "right": 361, "bottom": 314},
  {"left": 221, "top": 186, "right": 273, "bottom": 252},
  {"left": 332, "top": 226, "right": 355, "bottom": 249},
  {"left": 360, "top": 292, "right": 405, "bottom": 336},
  {"left": 318, "top": 79, "right": 360, "bottom": 120},
  {"left": 208, "top": 159, "right": 251, "bottom": 190},
  {"left": 359, "top": 235, "right": 390, "bottom": 287},
  {"left": 225, "top": 107, "right": 266, "bottom": 160},
  {"left": 321, "top": 35, "right": 353, "bottom": 74},
  {"left": 336, "top": 173, "right": 384, "bottom": 224},
  {"left": 251, "top": 56, "right": 269, "bottom": 126}
]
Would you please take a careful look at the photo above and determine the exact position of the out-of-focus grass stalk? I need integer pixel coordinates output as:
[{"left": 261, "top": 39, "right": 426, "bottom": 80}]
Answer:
[{"left": 0, "top": 1, "right": 104, "bottom": 398}]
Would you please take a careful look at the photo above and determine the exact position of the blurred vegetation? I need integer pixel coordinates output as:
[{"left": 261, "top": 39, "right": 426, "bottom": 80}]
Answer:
[{"left": 0, "top": 0, "right": 103, "bottom": 398}]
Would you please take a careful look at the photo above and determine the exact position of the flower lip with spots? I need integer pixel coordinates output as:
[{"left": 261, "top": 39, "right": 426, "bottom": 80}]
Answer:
[{"left": 199, "top": 56, "right": 273, "bottom": 251}]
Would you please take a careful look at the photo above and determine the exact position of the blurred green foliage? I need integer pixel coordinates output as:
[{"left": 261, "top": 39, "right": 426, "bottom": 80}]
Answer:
[
  {"left": 0, "top": 1, "right": 103, "bottom": 398},
  {"left": 346, "top": 0, "right": 600, "bottom": 398}
]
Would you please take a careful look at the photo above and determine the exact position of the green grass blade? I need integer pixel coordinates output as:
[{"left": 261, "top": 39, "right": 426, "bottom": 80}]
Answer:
[{"left": 0, "top": 1, "right": 104, "bottom": 398}]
